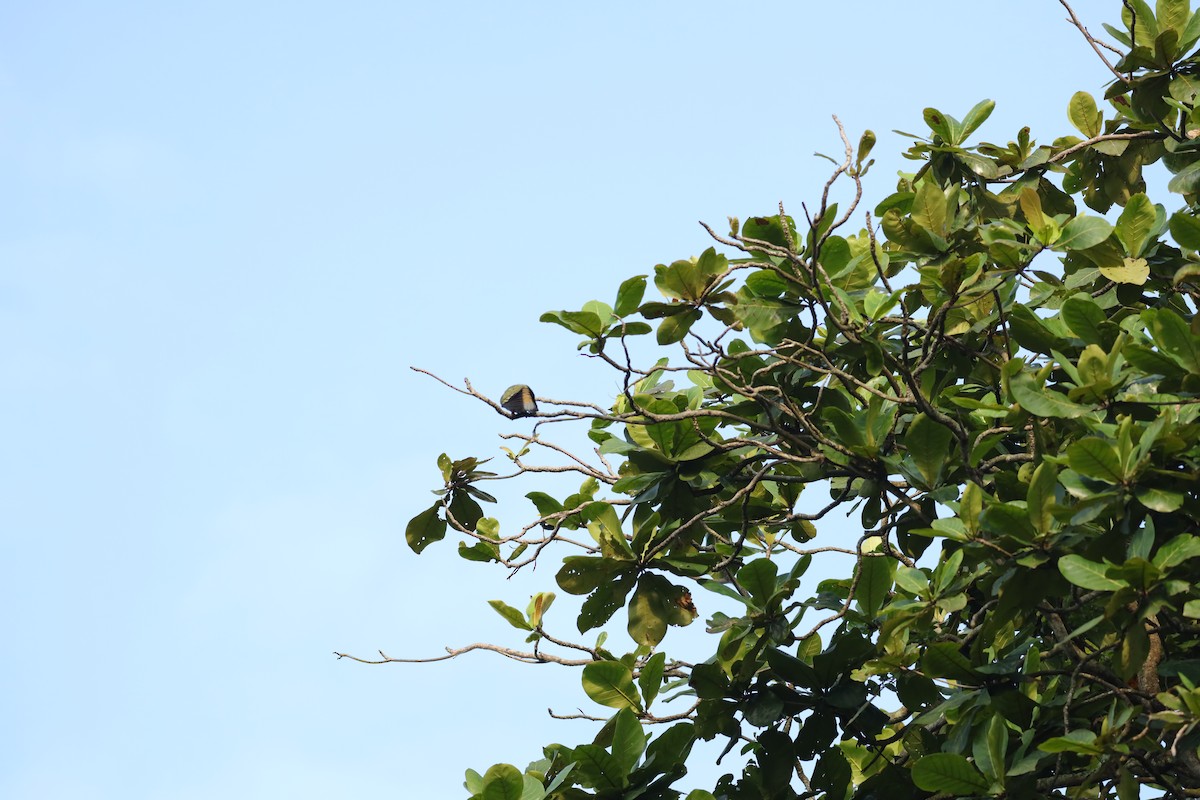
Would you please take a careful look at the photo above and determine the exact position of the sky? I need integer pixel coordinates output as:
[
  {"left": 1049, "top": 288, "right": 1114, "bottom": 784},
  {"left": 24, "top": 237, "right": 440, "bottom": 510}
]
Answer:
[{"left": 1, "top": 2, "right": 1126, "bottom": 797}]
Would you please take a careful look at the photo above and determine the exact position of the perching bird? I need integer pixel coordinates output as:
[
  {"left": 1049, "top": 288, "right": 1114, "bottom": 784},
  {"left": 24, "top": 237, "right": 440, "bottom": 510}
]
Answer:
[{"left": 501, "top": 384, "right": 538, "bottom": 418}]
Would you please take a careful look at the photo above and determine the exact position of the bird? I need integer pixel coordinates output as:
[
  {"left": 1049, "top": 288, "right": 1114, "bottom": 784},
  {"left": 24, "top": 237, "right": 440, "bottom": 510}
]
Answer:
[{"left": 501, "top": 384, "right": 538, "bottom": 418}]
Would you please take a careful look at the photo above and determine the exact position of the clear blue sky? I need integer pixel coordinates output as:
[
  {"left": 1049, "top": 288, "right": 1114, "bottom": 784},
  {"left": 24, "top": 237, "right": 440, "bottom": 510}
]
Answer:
[{"left": 2, "top": 2, "right": 1118, "bottom": 796}]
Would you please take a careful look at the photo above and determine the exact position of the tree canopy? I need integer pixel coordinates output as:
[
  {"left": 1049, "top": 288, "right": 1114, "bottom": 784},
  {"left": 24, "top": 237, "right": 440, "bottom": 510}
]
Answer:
[{"left": 352, "top": 2, "right": 1200, "bottom": 797}]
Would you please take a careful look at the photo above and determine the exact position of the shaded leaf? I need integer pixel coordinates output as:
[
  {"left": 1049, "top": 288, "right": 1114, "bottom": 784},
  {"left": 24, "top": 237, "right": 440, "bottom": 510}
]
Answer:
[
  {"left": 1153, "top": 534, "right": 1200, "bottom": 569},
  {"left": 738, "top": 558, "right": 779, "bottom": 609},
  {"left": 656, "top": 308, "right": 702, "bottom": 345},
  {"left": 912, "top": 753, "right": 989, "bottom": 793},
  {"left": 406, "top": 502, "right": 447, "bottom": 554},
  {"left": 856, "top": 556, "right": 895, "bottom": 617},
  {"left": 905, "top": 413, "right": 955, "bottom": 486},
  {"left": 610, "top": 708, "right": 646, "bottom": 775}
]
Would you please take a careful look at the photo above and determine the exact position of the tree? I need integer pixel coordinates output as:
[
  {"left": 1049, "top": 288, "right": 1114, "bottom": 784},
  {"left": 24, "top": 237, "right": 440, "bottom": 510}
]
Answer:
[{"left": 343, "top": 2, "right": 1200, "bottom": 797}]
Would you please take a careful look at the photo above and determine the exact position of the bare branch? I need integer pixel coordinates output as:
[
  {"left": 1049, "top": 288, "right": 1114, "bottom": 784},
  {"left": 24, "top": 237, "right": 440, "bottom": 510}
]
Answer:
[
  {"left": 1058, "top": 0, "right": 1129, "bottom": 84},
  {"left": 334, "top": 642, "right": 594, "bottom": 667}
]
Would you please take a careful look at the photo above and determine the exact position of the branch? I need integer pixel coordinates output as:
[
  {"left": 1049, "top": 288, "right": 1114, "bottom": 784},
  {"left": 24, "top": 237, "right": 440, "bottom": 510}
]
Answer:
[
  {"left": 1057, "top": 0, "right": 1129, "bottom": 84},
  {"left": 1049, "top": 130, "right": 1163, "bottom": 163},
  {"left": 334, "top": 642, "right": 593, "bottom": 667}
]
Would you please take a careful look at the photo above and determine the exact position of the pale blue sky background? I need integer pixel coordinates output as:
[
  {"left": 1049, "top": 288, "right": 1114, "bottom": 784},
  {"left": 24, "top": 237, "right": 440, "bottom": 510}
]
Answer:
[{"left": 2, "top": 2, "right": 1119, "bottom": 797}]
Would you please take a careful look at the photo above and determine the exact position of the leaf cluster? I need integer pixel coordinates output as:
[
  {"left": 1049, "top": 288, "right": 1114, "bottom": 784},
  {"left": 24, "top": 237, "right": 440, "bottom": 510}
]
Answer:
[{"left": 396, "top": 3, "right": 1200, "bottom": 798}]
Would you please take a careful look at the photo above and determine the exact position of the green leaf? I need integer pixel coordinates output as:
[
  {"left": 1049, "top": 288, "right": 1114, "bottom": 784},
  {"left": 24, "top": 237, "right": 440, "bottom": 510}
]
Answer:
[
  {"left": 481, "top": 764, "right": 525, "bottom": 800},
  {"left": 488, "top": 600, "right": 532, "bottom": 631},
  {"left": 656, "top": 308, "right": 702, "bottom": 345},
  {"left": 654, "top": 258, "right": 707, "bottom": 303},
  {"left": 1068, "top": 91, "right": 1102, "bottom": 138},
  {"left": 577, "top": 572, "right": 636, "bottom": 633},
  {"left": 520, "top": 774, "right": 545, "bottom": 800},
  {"left": 811, "top": 747, "right": 852, "bottom": 796},
  {"left": 894, "top": 565, "right": 929, "bottom": 594},
  {"left": 585, "top": 501, "right": 634, "bottom": 559},
  {"left": 582, "top": 661, "right": 642, "bottom": 712},
  {"left": 741, "top": 215, "right": 796, "bottom": 250},
  {"left": 1148, "top": 308, "right": 1200, "bottom": 373},
  {"left": 1169, "top": 211, "right": 1200, "bottom": 249},
  {"left": 855, "top": 556, "right": 895, "bottom": 617},
  {"left": 958, "top": 98, "right": 995, "bottom": 141},
  {"left": 1158, "top": 0, "right": 1190, "bottom": 34},
  {"left": 1137, "top": 485, "right": 1185, "bottom": 512},
  {"left": 1058, "top": 554, "right": 1125, "bottom": 591},
  {"left": 823, "top": 407, "right": 867, "bottom": 449},
  {"left": 744, "top": 269, "right": 789, "bottom": 297},
  {"left": 1008, "top": 367, "right": 1095, "bottom": 418},
  {"left": 905, "top": 413, "right": 955, "bottom": 486},
  {"left": 1154, "top": 534, "right": 1200, "bottom": 569},
  {"left": 1061, "top": 294, "right": 1107, "bottom": 343},
  {"left": 646, "top": 723, "right": 697, "bottom": 776},
  {"left": 912, "top": 180, "right": 950, "bottom": 237},
  {"left": 1175, "top": 263, "right": 1200, "bottom": 285},
  {"left": 569, "top": 745, "right": 625, "bottom": 791},
  {"left": 406, "top": 501, "right": 447, "bottom": 554},
  {"left": 921, "top": 642, "right": 979, "bottom": 682},
  {"left": 1039, "top": 729, "right": 1102, "bottom": 755},
  {"left": 961, "top": 481, "right": 983, "bottom": 537},
  {"left": 983, "top": 713, "right": 1009, "bottom": 782},
  {"left": 1115, "top": 193, "right": 1157, "bottom": 257},
  {"left": 638, "top": 652, "right": 666, "bottom": 708},
  {"left": 1168, "top": 159, "right": 1200, "bottom": 194},
  {"left": 557, "top": 556, "right": 624, "bottom": 595},
  {"left": 738, "top": 558, "right": 779, "bottom": 609},
  {"left": 924, "top": 107, "right": 958, "bottom": 144},
  {"left": 1067, "top": 438, "right": 1125, "bottom": 483},
  {"left": 1123, "top": 0, "right": 1160, "bottom": 47},
  {"left": 611, "top": 708, "right": 646, "bottom": 775},
  {"left": 1055, "top": 215, "right": 1113, "bottom": 251},
  {"left": 1099, "top": 257, "right": 1150, "bottom": 285},
  {"left": 733, "top": 295, "right": 804, "bottom": 339},
  {"left": 1026, "top": 462, "right": 1058, "bottom": 535},
  {"left": 465, "top": 768, "right": 484, "bottom": 794},
  {"left": 856, "top": 129, "right": 877, "bottom": 167},
  {"left": 627, "top": 573, "right": 670, "bottom": 647},
  {"left": 615, "top": 275, "right": 647, "bottom": 317},
  {"left": 1019, "top": 187, "right": 1046, "bottom": 230},
  {"left": 539, "top": 310, "right": 605, "bottom": 338},
  {"left": 450, "top": 491, "right": 485, "bottom": 531},
  {"left": 1008, "top": 305, "right": 1068, "bottom": 354},
  {"left": 912, "top": 753, "right": 989, "bottom": 793}
]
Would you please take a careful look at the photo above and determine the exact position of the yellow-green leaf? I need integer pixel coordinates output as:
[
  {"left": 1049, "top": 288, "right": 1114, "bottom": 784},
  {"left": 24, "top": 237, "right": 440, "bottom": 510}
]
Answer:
[
  {"left": 1114, "top": 193, "right": 1157, "bottom": 257},
  {"left": 1068, "top": 91, "right": 1102, "bottom": 138},
  {"left": 1099, "top": 257, "right": 1150, "bottom": 285}
]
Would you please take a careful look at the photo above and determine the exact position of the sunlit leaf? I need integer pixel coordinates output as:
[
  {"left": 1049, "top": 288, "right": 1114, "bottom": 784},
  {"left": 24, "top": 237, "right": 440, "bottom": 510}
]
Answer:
[{"left": 582, "top": 661, "right": 642, "bottom": 712}]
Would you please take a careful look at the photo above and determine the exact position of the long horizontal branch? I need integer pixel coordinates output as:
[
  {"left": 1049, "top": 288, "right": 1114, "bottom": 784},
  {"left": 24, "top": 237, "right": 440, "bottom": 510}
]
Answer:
[{"left": 333, "top": 642, "right": 593, "bottom": 667}]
